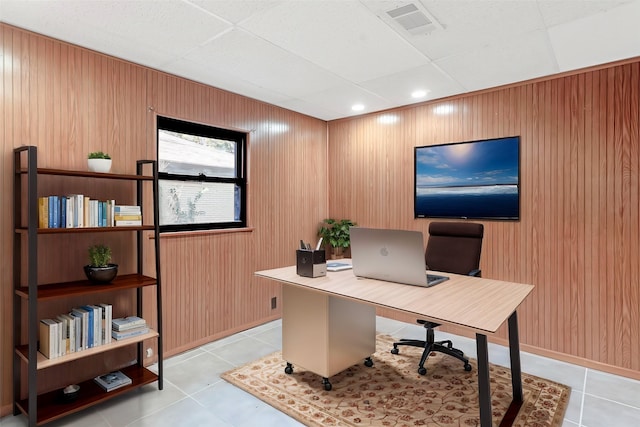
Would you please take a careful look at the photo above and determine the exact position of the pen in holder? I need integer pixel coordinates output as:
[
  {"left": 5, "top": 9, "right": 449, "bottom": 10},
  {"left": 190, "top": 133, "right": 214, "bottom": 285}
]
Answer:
[{"left": 296, "top": 249, "right": 327, "bottom": 278}]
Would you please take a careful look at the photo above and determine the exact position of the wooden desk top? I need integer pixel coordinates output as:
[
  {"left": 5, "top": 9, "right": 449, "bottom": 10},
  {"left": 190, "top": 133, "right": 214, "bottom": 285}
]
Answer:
[{"left": 256, "top": 261, "right": 534, "bottom": 335}]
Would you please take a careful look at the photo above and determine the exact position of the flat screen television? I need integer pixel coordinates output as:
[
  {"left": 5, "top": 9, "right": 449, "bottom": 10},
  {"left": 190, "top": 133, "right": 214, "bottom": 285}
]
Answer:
[{"left": 414, "top": 136, "right": 520, "bottom": 220}]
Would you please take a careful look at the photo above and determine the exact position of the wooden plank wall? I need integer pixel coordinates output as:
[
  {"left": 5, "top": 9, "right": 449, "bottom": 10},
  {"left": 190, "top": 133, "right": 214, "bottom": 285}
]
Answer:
[
  {"left": 328, "top": 61, "right": 640, "bottom": 378},
  {"left": 2, "top": 20, "right": 640, "bottom": 416},
  {"left": 0, "top": 24, "right": 328, "bottom": 414}
]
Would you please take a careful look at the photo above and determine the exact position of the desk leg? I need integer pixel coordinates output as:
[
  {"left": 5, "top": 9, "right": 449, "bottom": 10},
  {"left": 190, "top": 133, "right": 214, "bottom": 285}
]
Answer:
[
  {"left": 508, "top": 311, "right": 523, "bottom": 401},
  {"left": 496, "top": 311, "right": 525, "bottom": 427},
  {"left": 476, "top": 333, "right": 492, "bottom": 427}
]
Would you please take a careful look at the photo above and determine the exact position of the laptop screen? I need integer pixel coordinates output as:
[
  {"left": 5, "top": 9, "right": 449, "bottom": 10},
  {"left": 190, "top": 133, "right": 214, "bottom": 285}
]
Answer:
[{"left": 350, "top": 227, "right": 447, "bottom": 287}]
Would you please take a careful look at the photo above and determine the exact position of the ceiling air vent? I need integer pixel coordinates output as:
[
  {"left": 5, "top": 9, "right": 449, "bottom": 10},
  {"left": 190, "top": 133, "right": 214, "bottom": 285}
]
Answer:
[{"left": 384, "top": 2, "right": 443, "bottom": 35}]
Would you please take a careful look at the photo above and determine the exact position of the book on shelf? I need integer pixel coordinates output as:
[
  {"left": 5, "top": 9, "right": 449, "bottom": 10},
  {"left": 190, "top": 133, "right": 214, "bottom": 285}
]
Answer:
[
  {"left": 70, "top": 307, "right": 89, "bottom": 351},
  {"left": 93, "top": 370, "right": 132, "bottom": 392},
  {"left": 99, "top": 303, "right": 113, "bottom": 344},
  {"left": 114, "top": 214, "right": 142, "bottom": 221},
  {"left": 60, "top": 196, "right": 67, "bottom": 228},
  {"left": 65, "top": 196, "right": 74, "bottom": 228},
  {"left": 49, "top": 195, "right": 59, "bottom": 228},
  {"left": 112, "top": 326, "right": 150, "bottom": 340},
  {"left": 78, "top": 306, "right": 95, "bottom": 348},
  {"left": 56, "top": 314, "right": 76, "bottom": 355},
  {"left": 114, "top": 205, "right": 141, "bottom": 214},
  {"left": 112, "top": 316, "right": 147, "bottom": 331},
  {"left": 115, "top": 220, "right": 142, "bottom": 226},
  {"left": 84, "top": 305, "right": 103, "bottom": 347},
  {"left": 68, "top": 311, "right": 83, "bottom": 352},
  {"left": 39, "top": 318, "right": 58, "bottom": 359},
  {"left": 38, "top": 197, "right": 49, "bottom": 228}
]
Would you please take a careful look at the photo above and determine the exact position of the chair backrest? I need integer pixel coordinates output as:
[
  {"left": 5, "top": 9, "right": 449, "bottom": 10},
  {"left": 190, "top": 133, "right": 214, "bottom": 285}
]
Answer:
[{"left": 425, "top": 222, "right": 484, "bottom": 275}]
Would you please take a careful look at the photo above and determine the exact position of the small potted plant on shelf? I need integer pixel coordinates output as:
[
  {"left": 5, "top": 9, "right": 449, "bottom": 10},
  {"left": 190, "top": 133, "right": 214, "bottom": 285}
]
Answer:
[
  {"left": 87, "top": 151, "right": 112, "bottom": 173},
  {"left": 84, "top": 244, "right": 118, "bottom": 284},
  {"left": 318, "top": 218, "right": 356, "bottom": 259}
]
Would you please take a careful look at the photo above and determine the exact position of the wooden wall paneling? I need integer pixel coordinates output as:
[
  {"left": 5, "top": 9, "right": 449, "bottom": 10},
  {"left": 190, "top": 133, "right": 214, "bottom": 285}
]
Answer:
[
  {"left": 327, "top": 60, "right": 640, "bottom": 379},
  {"left": 1, "top": 25, "right": 11, "bottom": 411},
  {"left": 145, "top": 69, "right": 328, "bottom": 356},
  {"left": 1, "top": 24, "right": 329, "bottom": 414},
  {"left": 631, "top": 62, "right": 640, "bottom": 372},
  {"left": 583, "top": 71, "right": 595, "bottom": 362},
  {"left": 612, "top": 66, "right": 625, "bottom": 369}
]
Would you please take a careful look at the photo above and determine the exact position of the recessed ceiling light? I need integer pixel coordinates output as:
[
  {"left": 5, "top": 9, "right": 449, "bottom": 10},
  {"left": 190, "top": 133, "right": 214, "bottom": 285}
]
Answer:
[
  {"left": 351, "top": 104, "right": 365, "bottom": 111},
  {"left": 411, "top": 90, "right": 427, "bottom": 98}
]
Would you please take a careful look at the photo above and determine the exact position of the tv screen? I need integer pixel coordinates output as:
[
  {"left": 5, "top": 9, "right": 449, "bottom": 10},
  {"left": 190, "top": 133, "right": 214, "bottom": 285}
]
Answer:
[{"left": 414, "top": 136, "right": 520, "bottom": 220}]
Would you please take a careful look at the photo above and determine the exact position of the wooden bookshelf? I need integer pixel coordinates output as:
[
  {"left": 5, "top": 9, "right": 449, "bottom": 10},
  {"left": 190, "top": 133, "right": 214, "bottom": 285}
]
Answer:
[{"left": 13, "top": 146, "right": 163, "bottom": 426}]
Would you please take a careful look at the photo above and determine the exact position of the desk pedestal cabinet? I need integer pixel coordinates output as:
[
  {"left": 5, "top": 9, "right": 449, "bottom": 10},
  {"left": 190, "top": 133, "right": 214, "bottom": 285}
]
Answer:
[{"left": 282, "top": 285, "right": 376, "bottom": 390}]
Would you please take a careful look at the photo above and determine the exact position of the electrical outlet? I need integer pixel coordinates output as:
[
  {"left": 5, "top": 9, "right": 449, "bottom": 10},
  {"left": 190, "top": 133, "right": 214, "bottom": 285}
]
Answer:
[
  {"left": 146, "top": 348, "right": 153, "bottom": 358},
  {"left": 271, "top": 296, "right": 277, "bottom": 309}
]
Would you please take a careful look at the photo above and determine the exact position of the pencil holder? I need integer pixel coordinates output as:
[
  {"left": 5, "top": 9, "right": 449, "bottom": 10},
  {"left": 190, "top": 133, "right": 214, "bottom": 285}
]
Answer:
[{"left": 296, "top": 249, "right": 327, "bottom": 278}]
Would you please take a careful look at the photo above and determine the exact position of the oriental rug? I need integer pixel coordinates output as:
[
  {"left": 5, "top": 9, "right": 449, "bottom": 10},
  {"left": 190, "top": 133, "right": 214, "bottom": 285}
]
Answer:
[{"left": 222, "top": 334, "right": 569, "bottom": 427}]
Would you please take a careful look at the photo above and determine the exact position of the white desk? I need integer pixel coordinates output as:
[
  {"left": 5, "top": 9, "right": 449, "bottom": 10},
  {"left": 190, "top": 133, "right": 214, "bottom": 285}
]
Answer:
[{"left": 256, "top": 263, "right": 534, "bottom": 427}]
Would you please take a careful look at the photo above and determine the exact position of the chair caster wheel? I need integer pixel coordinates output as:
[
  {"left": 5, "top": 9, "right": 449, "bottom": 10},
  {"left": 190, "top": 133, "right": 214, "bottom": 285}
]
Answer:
[
  {"left": 285, "top": 363, "right": 293, "bottom": 375},
  {"left": 464, "top": 363, "right": 472, "bottom": 372},
  {"left": 364, "top": 357, "right": 374, "bottom": 367},
  {"left": 391, "top": 347, "right": 399, "bottom": 355},
  {"left": 322, "top": 378, "right": 332, "bottom": 391},
  {"left": 418, "top": 367, "right": 427, "bottom": 375}
]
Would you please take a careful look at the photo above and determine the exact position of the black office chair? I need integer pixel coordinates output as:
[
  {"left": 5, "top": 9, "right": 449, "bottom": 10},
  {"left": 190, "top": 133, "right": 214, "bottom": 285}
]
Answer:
[{"left": 391, "top": 221, "right": 484, "bottom": 375}]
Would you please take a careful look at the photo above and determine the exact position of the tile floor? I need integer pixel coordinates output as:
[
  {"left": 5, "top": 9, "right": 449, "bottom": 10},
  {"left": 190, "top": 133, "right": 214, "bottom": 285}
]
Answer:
[{"left": 3, "top": 317, "right": 640, "bottom": 427}]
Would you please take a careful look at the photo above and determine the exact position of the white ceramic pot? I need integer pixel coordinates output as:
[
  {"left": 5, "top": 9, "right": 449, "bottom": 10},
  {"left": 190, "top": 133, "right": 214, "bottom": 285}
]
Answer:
[{"left": 87, "top": 158, "right": 112, "bottom": 173}]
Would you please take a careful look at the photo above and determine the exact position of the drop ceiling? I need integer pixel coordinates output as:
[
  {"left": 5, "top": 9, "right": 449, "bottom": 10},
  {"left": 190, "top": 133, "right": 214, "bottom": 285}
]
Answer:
[{"left": 2, "top": 0, "right": 639, "bottom": 121}]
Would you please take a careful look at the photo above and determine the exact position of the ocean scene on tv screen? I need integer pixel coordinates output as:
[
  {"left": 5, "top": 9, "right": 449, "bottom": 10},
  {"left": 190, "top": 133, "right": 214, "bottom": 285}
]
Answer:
[{"left": 415, "top": 137, "right": 519, "bottom": 219}]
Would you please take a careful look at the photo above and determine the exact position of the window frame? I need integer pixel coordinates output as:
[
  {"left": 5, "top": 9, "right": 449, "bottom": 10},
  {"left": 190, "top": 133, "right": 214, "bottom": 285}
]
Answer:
[{"left": 157, "top": 116, "right": 247, "bottom": 233}]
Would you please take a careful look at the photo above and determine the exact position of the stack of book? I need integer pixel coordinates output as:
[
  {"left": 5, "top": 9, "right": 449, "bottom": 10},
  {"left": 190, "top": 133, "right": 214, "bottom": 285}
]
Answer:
[
  {"left": 114, "top": 205, "right": 142, "bottom": 226},
  {"left": 93, "top": 370, "right": 132, "bottom": 392},
  {"left": 36, "top": 196, "right": 143, "bottom": 228},
  {"left": 39, "top": 303, "right": 112, "bottom": 359},
  {"left": 111, "top": 316, "right": 149, "bottom": 340}
]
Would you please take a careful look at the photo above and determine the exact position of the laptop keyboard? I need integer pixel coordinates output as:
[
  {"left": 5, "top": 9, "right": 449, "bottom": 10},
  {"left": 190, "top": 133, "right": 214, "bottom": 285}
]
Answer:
[{"left": 426, "top": 274, "right": 449, "bottom": 287}]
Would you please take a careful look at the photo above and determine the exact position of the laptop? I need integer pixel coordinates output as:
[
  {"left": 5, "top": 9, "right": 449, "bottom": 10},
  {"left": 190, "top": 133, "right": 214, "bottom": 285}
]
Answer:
[{"left": 349, "top": 227, "right": 449, "bottom": 288}]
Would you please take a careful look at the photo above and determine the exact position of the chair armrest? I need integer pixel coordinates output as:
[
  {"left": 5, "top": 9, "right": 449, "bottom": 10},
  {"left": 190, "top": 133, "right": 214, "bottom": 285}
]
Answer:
[{"left": 468, "top": 269, "right": 481, "bottom": 277}]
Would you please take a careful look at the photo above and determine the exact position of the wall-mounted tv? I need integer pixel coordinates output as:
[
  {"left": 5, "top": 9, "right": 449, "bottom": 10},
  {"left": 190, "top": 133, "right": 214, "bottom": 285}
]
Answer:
[{"left": 415, "top": 136, "right": 520, "bottom": 220}]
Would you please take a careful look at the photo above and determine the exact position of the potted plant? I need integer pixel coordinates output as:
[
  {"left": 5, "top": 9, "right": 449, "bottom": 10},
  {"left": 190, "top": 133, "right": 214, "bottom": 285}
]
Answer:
[
  {"left": 84, "top": 244, "right": 118, "bottom": 284},
  {"left": 87, "top": 151, "right": 112, "bottom": 173},
  {"left": 318, "top": 218, "right": 356, "bottom": 259}
]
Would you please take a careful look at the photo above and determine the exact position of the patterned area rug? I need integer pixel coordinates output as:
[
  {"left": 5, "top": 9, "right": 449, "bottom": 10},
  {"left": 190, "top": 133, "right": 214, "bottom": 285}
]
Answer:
[{"left": 222, "top": 335, "right": 570, "bottom": 427}]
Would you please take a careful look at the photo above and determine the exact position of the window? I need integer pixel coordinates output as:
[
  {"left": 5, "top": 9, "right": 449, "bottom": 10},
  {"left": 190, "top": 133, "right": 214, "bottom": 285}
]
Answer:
[{"left": 157, "top": 116, "right": 246, "bottom": 232}]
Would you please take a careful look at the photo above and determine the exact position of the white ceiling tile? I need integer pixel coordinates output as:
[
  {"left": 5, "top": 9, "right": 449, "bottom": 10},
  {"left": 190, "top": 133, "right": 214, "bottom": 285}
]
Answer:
[
  {"left": 183, "top": 28, "right": 347, "bottom": 98},
  {"left": 190, "top": 0, "right": 284, "bottom": 24},
  {"left": 436, "top": 29, "right": 558, "bottom": 92},
  {"left": 404, "top": 0, "right": 545, "bottom": 60},
  {"left": 537, "top": 0, "right": 633, "bottom": 27},
  {"left": 239, "top": 0, "right": 430, "bottom": 82},
  {"left": 278, "top": 98, "right": 344, "bottom": 121},
  {"left": 80, "top": 1, "right": 231, "bottom": 55},
  {"left": 162, "top": 56, "right": 292, "bottom": 106},
  {"left": 300, "top": 83, "right": 394, "bottom": 118},
  {"left": 359, "top": 63, "right": 465, "bottom": 107},
  {"left": 548, "top": 0, "right": 640, "bottom": 71}
]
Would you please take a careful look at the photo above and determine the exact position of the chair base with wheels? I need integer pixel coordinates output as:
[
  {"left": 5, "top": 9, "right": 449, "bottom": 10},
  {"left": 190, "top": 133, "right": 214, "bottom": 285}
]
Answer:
[
  {"left": 391, "top": 319, "right": 472, "bottom": 375},
  {"left": 390, "top": 221, "right": 483, "bottom": 375}
]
